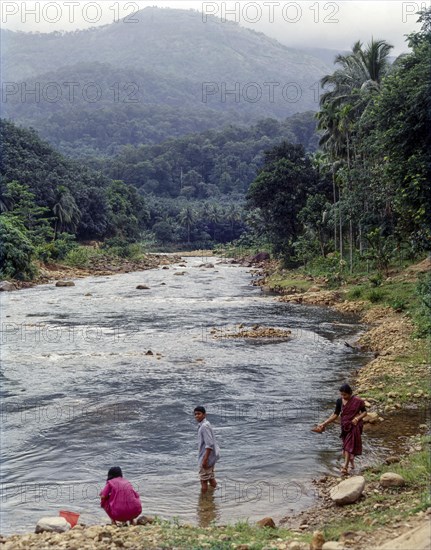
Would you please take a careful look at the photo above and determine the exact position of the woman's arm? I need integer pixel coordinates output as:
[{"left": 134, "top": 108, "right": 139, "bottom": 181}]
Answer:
[
  {"left": 319, "top": 412, "right": 339, "bottom": 429},
  {"left": 352, "top": 410, "right": 367, "bottom": 425}
]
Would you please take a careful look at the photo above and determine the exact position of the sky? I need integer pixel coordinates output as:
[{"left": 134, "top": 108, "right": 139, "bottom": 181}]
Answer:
[{"left": 0, "top": 1, "right": 426, "bottom": 54}]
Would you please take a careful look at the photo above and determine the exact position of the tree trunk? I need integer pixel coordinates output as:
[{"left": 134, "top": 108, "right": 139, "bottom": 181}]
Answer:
[{"left": 332, "top": 165, "right": 337, "bottom": 252}]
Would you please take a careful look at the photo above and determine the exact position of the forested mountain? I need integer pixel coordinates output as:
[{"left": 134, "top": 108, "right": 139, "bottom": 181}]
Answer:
[
  {"left": 1, "top": 7, "right": 329, "bottom": 156},
  {"left": 0, "top": 110, "right": 318, "bottom": 271},
  {"left": 93, "top": 112, "right": 318, "bottom": 197}
]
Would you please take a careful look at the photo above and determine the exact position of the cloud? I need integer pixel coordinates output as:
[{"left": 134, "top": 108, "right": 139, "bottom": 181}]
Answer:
[{"left": 1, "top": 0, "right": 422, "bottom": 55}]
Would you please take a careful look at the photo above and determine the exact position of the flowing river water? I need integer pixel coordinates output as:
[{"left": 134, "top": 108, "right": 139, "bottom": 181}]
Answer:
[{"left": 1, "top": 256, "right": 413, "bottom": 534}]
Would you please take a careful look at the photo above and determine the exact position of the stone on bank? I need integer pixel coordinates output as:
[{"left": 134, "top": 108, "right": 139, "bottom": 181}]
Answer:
[
  {"left": 330, "top": 476, "right": 366, "bottom": 505},
  {"left": 35, "top": 517, "right": 71, "bottom": 534},
  {"left": 380, "top": 472, "right": 406, "bottom": 487}
]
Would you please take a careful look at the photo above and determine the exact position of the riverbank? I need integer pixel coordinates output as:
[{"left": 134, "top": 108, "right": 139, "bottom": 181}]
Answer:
[
  {"left": 0, "top": 253, "right": 183, "bottom": 291},
  {"left": 262, "top": 256, "right": 431, "bottom": 548}
]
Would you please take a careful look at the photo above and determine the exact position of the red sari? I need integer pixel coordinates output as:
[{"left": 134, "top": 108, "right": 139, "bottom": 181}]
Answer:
[{"left": 340, "top": 396, "right": 365, "bottom": 456}]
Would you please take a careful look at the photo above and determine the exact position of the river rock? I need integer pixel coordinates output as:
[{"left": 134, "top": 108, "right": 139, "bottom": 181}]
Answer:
[
  {"left": 56, "top": 280, "right": 75, "bottom": 287},
  {"left": 35, "top": 517, "right": 71, "bottom": 533},
  {"left": 199, "top": 263, "right": 215, "bottom": 268},
  {"left": 322, "top": 543, "right": 345, "bottom": 550},
  {"left": 0, "top": 281, "right": 16, "bottom": 291},
  {"left": 307, "top": 285, "right": 322, "bottom": 293},
  {"left": 363, "top": 412, "right": 379, "bottom": 424},
  {"left": 251, "top": 251, "right": 270, "bottom": 263},
  {"left": 380, "top": 472, "right": 406, "bottom": 487},
  {"left": 136, "top": 285, "right": 150, "bottom": 290},
  {"left": 256, "top": 517, "right": 276, "bottom": 528},
  {"left": 174, "top": 271, "right": 186, "bottom": 276},
  {"left": 310, "top": 530, "right": 325, "bottom": 549},
  {"left": 137, "top": 515, "right": 155, "bottom": 525},
  {"left": 330, "top": 476, "right": 366, "bottom": 504}
]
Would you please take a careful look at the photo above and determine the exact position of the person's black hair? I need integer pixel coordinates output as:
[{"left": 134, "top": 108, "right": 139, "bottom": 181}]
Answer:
[
  {"left": 339, "top": 383, "right": 353, "bottom": 394},
  {"left": 107, "top": 466, "right": 123, "bottom": 480},
  {"left": 194, "top": 406, "right": 206, "bottom": 414}
]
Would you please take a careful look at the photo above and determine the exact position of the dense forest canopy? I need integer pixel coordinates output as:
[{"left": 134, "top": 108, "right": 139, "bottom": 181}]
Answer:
[{"left": 248, "top": 9, "right": 431, "bottom": 267}]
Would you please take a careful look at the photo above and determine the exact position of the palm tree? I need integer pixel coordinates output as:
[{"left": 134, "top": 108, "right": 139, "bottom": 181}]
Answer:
[
  {"left": 207, "top": 203, "right": 222, "bottom": 241},
  {"left": 53, "top": 186, "right": 81, "bottom": 240},
  {"left": 317, "top": 39, "right": 393, "bottom": 269},
  {"left": 226, "top": 203, "right": 241, "bottom": 236},
  {"left": 178, "top": 205, "right": 197, "bottom": 244}
]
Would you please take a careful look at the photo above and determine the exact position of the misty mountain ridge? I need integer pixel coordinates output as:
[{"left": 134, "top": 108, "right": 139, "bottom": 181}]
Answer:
[{"left": 1, "top": 7, "right": 332, "bottom": 155}]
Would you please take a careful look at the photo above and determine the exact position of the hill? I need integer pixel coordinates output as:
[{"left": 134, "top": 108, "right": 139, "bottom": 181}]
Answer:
[{"left": 1, "top": 7, "right": 330, "bottom": 156}]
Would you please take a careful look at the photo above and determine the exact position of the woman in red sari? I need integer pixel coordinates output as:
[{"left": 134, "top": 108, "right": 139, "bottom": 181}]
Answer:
[{"left": 316, "top": 384, "right": 367, "bottom": 475}]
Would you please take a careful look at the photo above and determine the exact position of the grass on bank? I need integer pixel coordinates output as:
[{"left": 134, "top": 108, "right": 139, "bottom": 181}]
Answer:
[
  {"left": 135, "top": 520, "right": 308, "bottom": 550},
  {"left": 323, "top": 436, "right": 431, "bottom": 542}
]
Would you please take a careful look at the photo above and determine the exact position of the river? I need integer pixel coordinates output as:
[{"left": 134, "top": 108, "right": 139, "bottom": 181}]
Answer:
[{"left": 1, "top": 256, "right": 374, "bottom": 534}]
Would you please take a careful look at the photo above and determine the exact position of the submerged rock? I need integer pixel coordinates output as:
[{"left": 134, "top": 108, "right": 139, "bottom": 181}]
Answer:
[
  {"left": 55, "top": 280, "right": 75, "bottom": 287},
  {"left": 0, "top": 281, "right": 16, "bottom": 291}
]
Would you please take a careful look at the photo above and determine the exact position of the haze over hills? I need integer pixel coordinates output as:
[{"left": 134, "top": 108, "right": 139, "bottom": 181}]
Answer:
[{"left": 1, "top": 7, "right": 331, "bottom": 156}]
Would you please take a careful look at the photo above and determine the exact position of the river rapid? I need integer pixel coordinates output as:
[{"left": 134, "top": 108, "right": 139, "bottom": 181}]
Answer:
[{"left": 1, "top": 256, "right": 373, "bottom": 534}]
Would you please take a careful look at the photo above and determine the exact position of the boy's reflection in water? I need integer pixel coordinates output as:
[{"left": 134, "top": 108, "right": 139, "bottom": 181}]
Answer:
[{"left": 197, "top": 489, "right": 220, "bottom": 527}]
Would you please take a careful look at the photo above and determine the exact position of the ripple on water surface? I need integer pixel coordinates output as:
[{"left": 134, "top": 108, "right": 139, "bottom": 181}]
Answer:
[{"left": 1, "top": 258, "right": 374, "bottom": 534}]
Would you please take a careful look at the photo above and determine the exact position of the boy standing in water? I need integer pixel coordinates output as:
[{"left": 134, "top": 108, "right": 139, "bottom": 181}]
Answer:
[{"left": 194, "top": 406, "right": 220, "bottom": 493}]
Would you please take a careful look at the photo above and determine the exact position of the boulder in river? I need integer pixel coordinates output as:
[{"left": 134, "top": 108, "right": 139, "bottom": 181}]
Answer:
[
  {"left": 330, "top": 476, "right": 365, "bottom": 505},
  {"left": 136, "top": 285, "right": 150, "bottom": 290},
  {"left": 0, "top": 281, "right": 16, "bottom": 292},
  {"left": 35, "top": 517, "right": 71, "bottom": 534},
  {"left": 55, "top": 281, "right": 75, "bottom": 287},
  {"left": 380, "top": 472, "right": 405, "bottom": 487},
  {"left": 199, "top": 263, "right": 215, "bottom": 268}
]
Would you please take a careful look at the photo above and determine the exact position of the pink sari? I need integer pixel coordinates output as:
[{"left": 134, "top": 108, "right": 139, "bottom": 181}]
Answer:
[{"left": 340, "top": 396, "right": 365, "bottom": 456}]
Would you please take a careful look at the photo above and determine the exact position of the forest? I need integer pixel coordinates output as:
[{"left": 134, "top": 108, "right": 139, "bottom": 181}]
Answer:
[{"left": 0, "top": 9, "right": 430, "bottom": 281}]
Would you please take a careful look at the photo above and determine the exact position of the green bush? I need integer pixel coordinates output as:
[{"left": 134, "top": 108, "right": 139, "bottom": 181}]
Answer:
[
  {"left": 63, "top": 246, "right": 96, "bottom": 267},
  {"left": 414, "top": 271, "right": 431, "bottom": 337},
  {"left": 369, "top": 273, "right": 383, "bottom": 287},
  {"left": 347, "top": 286, "right": 363, "bottom": 300},
  {"left": 35, "top": 233, "right": 77, "bottom": 262},
  {"left": 366, "top": 288, "right": 386, "bottom": 303},
  {"left": 389, "top": 298, "right": 407, "bottom": 312},
  {"left": 0, "top": 216, "right": 36, "bottom": 280}
]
